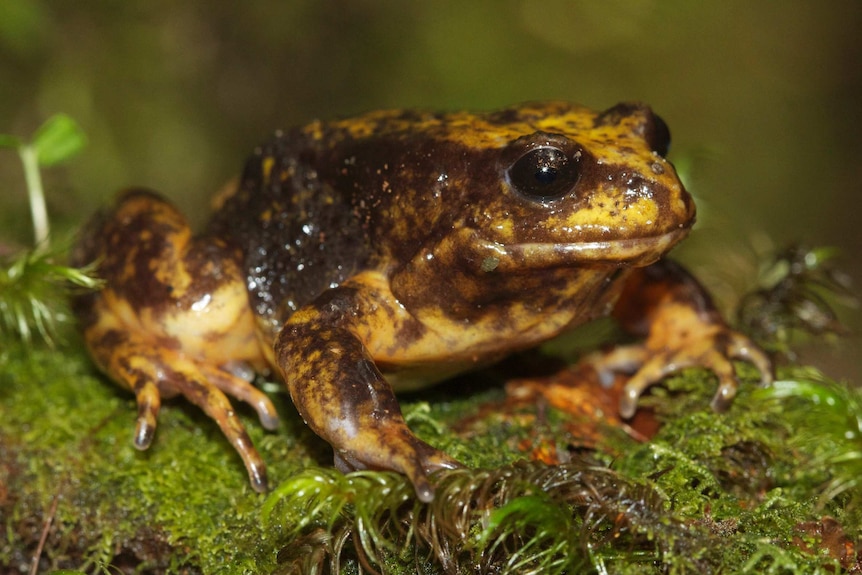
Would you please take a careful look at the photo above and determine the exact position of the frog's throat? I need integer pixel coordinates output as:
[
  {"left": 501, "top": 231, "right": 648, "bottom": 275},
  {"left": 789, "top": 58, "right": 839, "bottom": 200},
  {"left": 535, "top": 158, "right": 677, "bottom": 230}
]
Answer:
[{"left": 483, "top": 227, "right": 690, "bottom": 270}]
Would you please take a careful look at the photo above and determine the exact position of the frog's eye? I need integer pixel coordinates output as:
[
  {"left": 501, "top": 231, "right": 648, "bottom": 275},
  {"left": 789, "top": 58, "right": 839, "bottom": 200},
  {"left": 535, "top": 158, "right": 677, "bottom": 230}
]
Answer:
[{"left": 506, "top": 146, "right": 581, "bottom": 202}]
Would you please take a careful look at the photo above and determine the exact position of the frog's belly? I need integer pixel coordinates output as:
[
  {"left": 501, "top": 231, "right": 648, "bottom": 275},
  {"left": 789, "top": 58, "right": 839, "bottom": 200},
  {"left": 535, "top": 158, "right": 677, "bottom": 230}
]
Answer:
[{"left": 380, "top": 354, "right": 506, "bottom": 392}]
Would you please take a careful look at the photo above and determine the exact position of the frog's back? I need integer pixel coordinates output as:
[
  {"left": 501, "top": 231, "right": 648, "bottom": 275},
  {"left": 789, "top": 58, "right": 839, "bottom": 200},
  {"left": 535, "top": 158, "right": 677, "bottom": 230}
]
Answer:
[
  {"left": 207, "top": 110, "right": 473, "bottom": 339},
  {"left": 207, "top": 128, "right": 372, "bottom": 339}
]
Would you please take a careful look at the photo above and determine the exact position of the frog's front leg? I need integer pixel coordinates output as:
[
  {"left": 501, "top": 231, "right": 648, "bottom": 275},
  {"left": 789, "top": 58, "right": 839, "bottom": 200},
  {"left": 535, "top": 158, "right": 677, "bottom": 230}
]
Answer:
[
  {"left": 72, "top": 189, "right": 279, "bottom": 492},
  {"left": 592, "top": 259, "right": 773, "bottom": 418},
  {"left": 275, "top": 274, "right": 461, "bottom": 503}
]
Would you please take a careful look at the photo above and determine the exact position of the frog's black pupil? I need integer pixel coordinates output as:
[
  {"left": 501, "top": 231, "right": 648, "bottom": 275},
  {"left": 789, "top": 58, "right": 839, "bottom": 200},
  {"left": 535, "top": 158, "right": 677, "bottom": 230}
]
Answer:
[
  {"left": 507, "top": 146, "right": 580, "bottom": 202},
  {"left": 536, "top": 166, "right": 558, "bottom": 184}
]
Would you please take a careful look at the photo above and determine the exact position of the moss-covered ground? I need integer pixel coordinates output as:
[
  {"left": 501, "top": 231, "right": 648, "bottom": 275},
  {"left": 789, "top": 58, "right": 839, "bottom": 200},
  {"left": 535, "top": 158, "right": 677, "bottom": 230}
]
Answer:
[{"left": 1, "top": 331, "right": 860, "bottom": 574}]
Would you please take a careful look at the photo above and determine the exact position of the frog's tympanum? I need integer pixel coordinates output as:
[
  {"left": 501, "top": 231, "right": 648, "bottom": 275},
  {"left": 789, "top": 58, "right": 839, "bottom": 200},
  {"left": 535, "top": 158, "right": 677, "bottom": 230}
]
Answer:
[{"left": 72, "top": 102, "right": 772, "bottom": 502}]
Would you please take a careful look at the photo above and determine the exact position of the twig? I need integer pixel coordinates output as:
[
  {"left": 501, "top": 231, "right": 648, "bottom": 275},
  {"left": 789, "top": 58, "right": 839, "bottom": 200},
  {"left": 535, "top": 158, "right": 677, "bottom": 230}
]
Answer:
[{"left": 30, "top": 493, "right": 60, "bottom": 575}]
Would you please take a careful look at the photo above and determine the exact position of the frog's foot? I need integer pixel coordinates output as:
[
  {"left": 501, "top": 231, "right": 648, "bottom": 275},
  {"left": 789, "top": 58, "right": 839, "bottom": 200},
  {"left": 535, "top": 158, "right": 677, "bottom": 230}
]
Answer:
[
  {"left": 97, "top": 344, "right": 278, "bottom": 492},
  {"left": 103, "top": 336, "right": 279, "bottom": 492},
  {"left": 589, "top": 314, "right": 773, "bottom": 419},
  {"left": 332, "top": 427, "right": 462, "bottom": 503}
]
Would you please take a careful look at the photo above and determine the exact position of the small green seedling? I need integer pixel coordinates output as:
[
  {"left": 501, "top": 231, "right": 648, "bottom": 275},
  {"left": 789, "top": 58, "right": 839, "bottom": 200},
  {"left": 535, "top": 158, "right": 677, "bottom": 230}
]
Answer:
[
  {"left": 0, "top": 114, "right": 87, "bottom": 248},
  {"left": 0, "top": 114, "right": 100, "bottom": 345}
]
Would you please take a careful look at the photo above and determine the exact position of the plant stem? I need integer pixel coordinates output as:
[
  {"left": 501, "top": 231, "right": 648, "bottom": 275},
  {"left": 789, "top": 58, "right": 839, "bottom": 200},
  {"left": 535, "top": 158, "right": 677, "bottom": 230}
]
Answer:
[{"left": 19, "top": 144, "right": 49, "bottom": 249}]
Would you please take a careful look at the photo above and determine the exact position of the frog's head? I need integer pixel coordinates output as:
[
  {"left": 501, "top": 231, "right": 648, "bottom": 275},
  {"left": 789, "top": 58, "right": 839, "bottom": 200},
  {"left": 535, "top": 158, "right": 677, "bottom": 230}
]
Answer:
[
  {"left": 388, "top": 102, "right": 695, "bottom": 328},
  {"left": 451, "top": 101, "right": 695, "bottom": 272}
]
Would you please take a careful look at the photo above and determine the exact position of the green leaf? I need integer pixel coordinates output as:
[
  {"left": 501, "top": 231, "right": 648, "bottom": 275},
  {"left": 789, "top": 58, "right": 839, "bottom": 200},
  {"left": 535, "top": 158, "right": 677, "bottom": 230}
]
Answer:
[
  {"left": 0, "top": 133, "right": 21, "bottom": 149},
  {"left": 31, "top": 114, "right": 86, "bottom": 166}
]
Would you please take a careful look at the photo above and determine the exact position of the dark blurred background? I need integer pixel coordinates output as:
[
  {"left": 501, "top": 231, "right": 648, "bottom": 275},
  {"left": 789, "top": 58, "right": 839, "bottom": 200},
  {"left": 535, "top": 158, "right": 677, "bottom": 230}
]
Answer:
[{"left": 1, "top": 1, "right": 859, "bottom": 380}]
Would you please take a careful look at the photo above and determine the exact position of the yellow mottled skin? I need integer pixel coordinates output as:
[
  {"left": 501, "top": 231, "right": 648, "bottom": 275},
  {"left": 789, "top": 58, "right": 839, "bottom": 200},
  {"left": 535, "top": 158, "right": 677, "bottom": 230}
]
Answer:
[{"left": 72, "top": 102, "right": 771, "bottom": 501}]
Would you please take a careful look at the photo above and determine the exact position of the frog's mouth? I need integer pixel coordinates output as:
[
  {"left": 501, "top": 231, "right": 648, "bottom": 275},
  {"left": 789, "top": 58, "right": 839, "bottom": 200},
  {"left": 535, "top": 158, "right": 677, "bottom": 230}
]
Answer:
[{"left": 481, "top": 227, "right": 690, "bottom": 272}]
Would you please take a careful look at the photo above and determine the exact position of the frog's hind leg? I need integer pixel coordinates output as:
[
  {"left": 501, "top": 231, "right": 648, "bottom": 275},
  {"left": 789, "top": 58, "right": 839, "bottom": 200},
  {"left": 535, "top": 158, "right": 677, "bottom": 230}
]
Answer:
[{"left": 72, "top": 189, "right": 278, "bottom": 492}]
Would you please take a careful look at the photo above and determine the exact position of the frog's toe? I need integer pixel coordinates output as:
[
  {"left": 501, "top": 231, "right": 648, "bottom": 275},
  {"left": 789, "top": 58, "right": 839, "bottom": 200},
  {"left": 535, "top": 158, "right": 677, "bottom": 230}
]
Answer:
[
  {"left": 618, "top": 351, "right": 679, "bottom": 418},
  {"left": 184, "top": 382, "right": 270, "bottom": 492},
  {"left": 665, "top": 328, "right": 774, "bottom": 413},
  {"left": 201, "top": 363, "right": 280, "bottom": 431},
  {"left": 333, "top": 431, "right": 461, "bottom": 503},
  {"left": 697, "top": 346, "right": 741, "bottom": 412},
  {"left": 399, "top": 442, "right": 462, "bottom": 503},
  {"left": 584, "top": 345, "right": 649, "bottom": 387},
  {"left": 132, "top": 380, "right": 162, "bottom": 450},
  {"left": 727, "top": 331, "right": 774, "bottom": 386},
  {"left": 164, "top": 359, "right": 271, "bottom": 492}
]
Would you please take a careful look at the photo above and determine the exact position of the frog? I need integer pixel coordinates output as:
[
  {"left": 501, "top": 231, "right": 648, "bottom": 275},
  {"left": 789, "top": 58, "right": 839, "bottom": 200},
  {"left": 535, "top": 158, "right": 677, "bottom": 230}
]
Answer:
[{"left": 71, "top": 101, "right": 772, "bottom": 502}]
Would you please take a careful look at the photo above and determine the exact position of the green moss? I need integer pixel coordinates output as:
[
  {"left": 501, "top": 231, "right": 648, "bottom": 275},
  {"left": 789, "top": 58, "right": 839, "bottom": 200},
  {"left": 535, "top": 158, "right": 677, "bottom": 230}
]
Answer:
[
  {"left": 3, "top": 331, "right": 860, "bottom": 573},
  {"left": 1, "top": 337, "right": 311, "bottom": 573}
]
